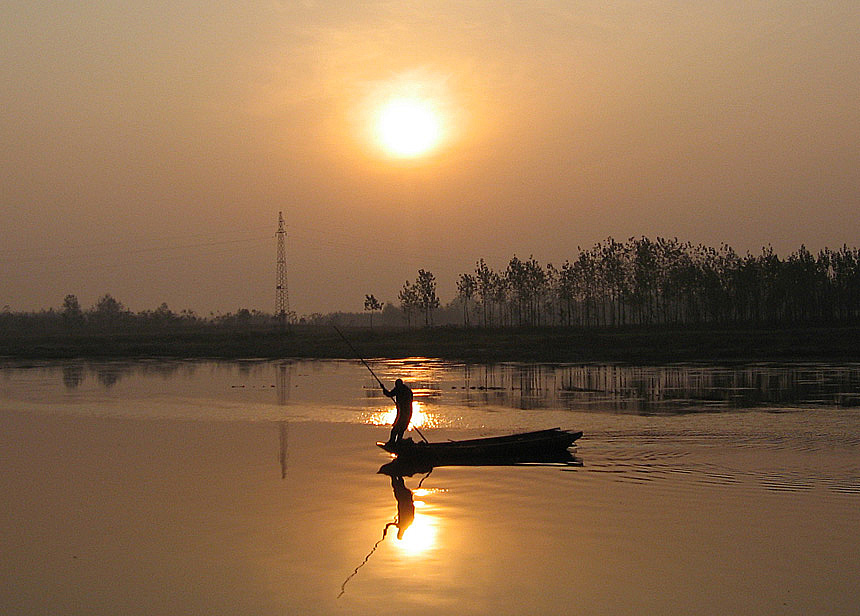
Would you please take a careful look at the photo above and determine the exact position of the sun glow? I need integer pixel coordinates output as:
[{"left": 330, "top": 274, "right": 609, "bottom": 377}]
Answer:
[
  {"left": 374, "top": 97, "right": 443, "bottom": 158},
  {"left": 360, "top": 69, "right": 454, "bottom": 160}
]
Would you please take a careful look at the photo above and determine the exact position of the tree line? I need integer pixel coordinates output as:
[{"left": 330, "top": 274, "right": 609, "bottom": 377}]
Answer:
[
  {"left": 0, "top": 293, "right": 277, "bottom": 335},
  {"left": 3, "top": 237, "right": 859, "bottom": 334},
  {"left": 449, "top": 237, "right": 860, "bottom": 327}
]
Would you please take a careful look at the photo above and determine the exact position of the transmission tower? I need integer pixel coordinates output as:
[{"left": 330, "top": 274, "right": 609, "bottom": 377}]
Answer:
[{"left": 276, "top": 211, "right": 289, "bottom": 329}]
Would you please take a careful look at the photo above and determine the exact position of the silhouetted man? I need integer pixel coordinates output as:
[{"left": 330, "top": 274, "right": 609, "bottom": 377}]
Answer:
[{"left": 382, "top": 378, "right": 413, "bottom": 445}]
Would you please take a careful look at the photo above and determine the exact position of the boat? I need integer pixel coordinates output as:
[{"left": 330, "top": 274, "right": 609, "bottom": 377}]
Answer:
[{"left": 377, "top": 427, "right": 582, "bottom": 472}]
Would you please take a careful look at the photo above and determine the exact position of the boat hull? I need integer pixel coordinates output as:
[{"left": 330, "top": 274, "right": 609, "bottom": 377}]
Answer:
[{"left": 377, "top": 428, "right": 582, "bottom": 473}]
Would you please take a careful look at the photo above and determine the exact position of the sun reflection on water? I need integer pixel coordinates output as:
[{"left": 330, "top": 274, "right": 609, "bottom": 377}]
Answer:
[
  {"left": 365, "top": 401, "right": 440, "bottom": 429},
  {"left": 391, "top": 512, "right": 437, "bottom": 555}
]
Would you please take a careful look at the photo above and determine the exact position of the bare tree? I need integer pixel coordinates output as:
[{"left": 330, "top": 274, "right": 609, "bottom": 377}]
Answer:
[
  {"left": 398, "top": 282, "right": 419, "bottom": 327},
  {"left": 456, "top": 273, "right": 476, "bottom": 327},
  {"left": 415, "top": 269, "right": 440, "bottom": 326},
  {"left": 474, "top": 259, "right": 495, "bottom": 326},
  {"left": 364, "top": 294, "right": 383, "bottom": 329}
]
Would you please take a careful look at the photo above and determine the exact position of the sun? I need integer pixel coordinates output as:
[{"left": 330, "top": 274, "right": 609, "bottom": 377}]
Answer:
[
  {"left": 374, "top": 97, "right": 443, "bottom": 158},
  {"left": 358, "top": 69, "right": 454, "bottom": 160}
]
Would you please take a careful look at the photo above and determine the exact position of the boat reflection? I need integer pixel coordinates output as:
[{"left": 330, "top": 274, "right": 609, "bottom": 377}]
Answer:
[
  {"left": 378, "top": 448, "right": 581, "bottom": 478},
  {"left": 377, "top": 428, "right": 582, "bottom": 477}
]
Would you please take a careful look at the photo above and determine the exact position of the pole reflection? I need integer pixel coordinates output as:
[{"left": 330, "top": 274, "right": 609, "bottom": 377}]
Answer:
[
  {"left": 278, "top": 421, "right": 288, "bottom": 480},
  {"left": 277, "top": 362, "right": 290, "bottom": 479}
]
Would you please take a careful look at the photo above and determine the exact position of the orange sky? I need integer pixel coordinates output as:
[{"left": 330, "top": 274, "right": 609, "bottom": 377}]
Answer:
[{"left": 2, "top": 1, "right": 858, "bottom": 315}]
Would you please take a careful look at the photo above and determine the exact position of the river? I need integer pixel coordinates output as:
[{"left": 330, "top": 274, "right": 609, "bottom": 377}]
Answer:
[{"left": 1, "top": 359, "right": 859, "bottom": 615}]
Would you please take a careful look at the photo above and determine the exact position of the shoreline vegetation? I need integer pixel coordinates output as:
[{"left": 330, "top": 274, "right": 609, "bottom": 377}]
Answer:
[
  {"left": 2, "top": 324, "right": 859, "bottom": 363},
  {"left": 2, "top": 238, "right": 858, "bottom": 363}
]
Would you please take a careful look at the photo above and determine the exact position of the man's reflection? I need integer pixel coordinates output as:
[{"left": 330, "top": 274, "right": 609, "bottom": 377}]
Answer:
[
  {"left": 383, "top": 475, "right": 414, "bottom": 540},
  {"left": 337, "top": 472, "right": 419, "bottom": 598}
]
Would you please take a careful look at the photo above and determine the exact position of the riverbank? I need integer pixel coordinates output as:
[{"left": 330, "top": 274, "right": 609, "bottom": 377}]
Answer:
[{"left": 2, "top": 324, "right": 860, "bottom": 363}]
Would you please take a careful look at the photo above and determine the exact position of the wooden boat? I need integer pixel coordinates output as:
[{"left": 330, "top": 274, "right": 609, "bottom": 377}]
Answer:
[{"left": 377, "top": 427, "right": 582, "bottom": 469}]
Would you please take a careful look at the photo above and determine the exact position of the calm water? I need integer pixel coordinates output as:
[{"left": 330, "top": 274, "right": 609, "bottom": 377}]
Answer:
[{"left": 2, "top": 359, "right": 859, "bottom": 615}]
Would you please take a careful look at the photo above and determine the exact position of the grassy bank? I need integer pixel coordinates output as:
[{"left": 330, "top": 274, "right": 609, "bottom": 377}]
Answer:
[{"left": 2, "top": 324, "right": 860, "bottom": 363}]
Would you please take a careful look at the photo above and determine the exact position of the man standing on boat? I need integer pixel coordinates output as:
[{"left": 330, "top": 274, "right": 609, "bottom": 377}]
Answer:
[{"left": 382, "top": 378, "right": 413, "bottom": 445}]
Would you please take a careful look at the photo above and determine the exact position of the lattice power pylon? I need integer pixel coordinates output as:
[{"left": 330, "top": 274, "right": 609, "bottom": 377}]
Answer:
[{"left": 276, "top": 211, "right": 289, "bottom": 328}]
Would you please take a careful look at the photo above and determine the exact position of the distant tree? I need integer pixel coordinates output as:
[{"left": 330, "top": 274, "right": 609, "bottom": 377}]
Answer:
[
  {"left": 380, "top": 302, "right": 401, "bottom": 326},
  {"left": 94, "top": 294, "right": 123, "bottom": 314},
  {"left": 142, "top": 302, "right": 177, "bottom": 328},
  {"left": 456, "top": 273, "right": 476, "bottom": 326},
  {"left": 474, "top": 259, "right": 495, "bottom": 326},
  {"left": 557, "top": 261, "right": 577, "bottom": 326},
  {"left": 179, "top": 308, "right": 199, "bottom": 323},
  {"left": 490, "top": 270, "right": 508, "bottom": 326},
  {"left": 302, "top": 312, "right": 325, "bottom": 325},
  {"left": 61, "top": 294, "right": 84, "bottom": 326},
  {"left": 629, "top": 237, "right": 658, "bottom": 325},
  {"left": 90, "top": 294, "right": 128, "bottom": 328},
  {"left": 364, "top": 294, "right": 383, "bottom": 329},
  {"left": 415, "top": 269, "right": 440, "bottom": 326},
  {"left": 398, "top": 281, "right": 420, "bottom": 327},
  {"left": 506, "top": 255, "right": 528, "bottom": 325},
  {"left": 544, "top": 262, "right": 558, "bottom": 325},
  {"left": 505, "top": 255, "right": 547, "bottom": 326}
]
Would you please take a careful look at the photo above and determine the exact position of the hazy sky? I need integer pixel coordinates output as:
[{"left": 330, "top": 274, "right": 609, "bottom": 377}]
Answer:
[{"left": 2, "top": 1, "right": 858, "bottom": 316}]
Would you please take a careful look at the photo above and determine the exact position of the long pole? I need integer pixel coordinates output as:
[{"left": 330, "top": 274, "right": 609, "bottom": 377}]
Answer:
[
  {"left": 333, "top": 326, "right": 429, "bottom": 443},
  {"left": 333, "top": 326, "right": 384, "bottom": 387}
]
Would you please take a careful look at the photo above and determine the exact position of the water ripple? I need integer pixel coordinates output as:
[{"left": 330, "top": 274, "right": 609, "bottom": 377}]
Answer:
[{"left": 578, "top": 433, "right": 860, "bottom": 501}]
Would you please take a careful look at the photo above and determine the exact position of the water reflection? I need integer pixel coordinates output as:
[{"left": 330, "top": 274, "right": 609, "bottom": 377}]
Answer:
[
  {"left": 54, "top": 360, "right": 195, "bottom": 390},
  {"left": 3, "top": 359, "right": 860, "bottom": 420},
  {"left": 276, "top": 363, "right": 290, "bottom": 406},
  {"left": 378, "top": 450, "right": 581, "bottom": 478},
  {"left": 278, "top": 421, "right": 288, "bottom": 479},
  {"left": 277, "top": 363, "right": 290, "bottom": 479},
  {"left": 33, "top": 359, "right": 860, "bottom": 412},
  {"left": 364, "top": 401, "right": 440, "bottom": 429},
  {"left": 452, "top": 363, "right": 860, "bottom": 413},
  {"left": 385, "top": 475, "right": 416, "bottom": 541},
  {"left": 62, "top": 364, "right": 84, "bottom": 389},
  {"left": 96, "top": 365, "right": 123, "bottom": 388},
  {"left": 338, "top": 469, "right": 437, "bottom": 598}
]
